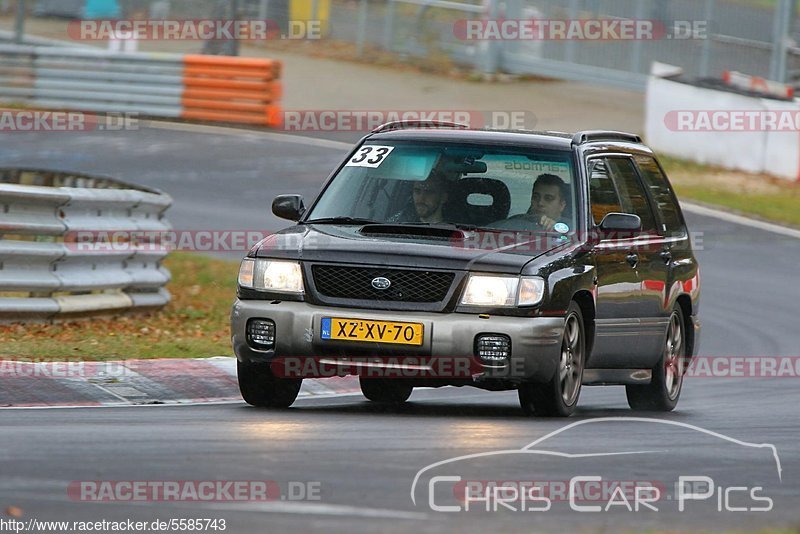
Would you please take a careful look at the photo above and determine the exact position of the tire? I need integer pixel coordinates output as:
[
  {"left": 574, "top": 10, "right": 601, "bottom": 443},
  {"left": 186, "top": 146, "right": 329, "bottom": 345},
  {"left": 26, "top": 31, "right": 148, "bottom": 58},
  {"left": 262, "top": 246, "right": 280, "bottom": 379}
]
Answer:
[
  {"left": 626, "top": 306, "right": 688, "bottom": 412},
  {"left": 518, "top": 302, "right": 586, "bottom": 417},
  {"left": 237, "top": 360, "right": 302, "bottom": 408},
  {"left": 359, "top": 377, "right": 413, "bottom": 404}
]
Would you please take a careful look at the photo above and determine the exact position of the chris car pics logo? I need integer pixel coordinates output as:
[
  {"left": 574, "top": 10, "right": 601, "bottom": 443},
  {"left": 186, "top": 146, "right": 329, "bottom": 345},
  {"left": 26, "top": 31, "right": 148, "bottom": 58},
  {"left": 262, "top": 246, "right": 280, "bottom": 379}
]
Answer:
[{"left": 411, "top": 418, "right": 781, "bottom": 513}]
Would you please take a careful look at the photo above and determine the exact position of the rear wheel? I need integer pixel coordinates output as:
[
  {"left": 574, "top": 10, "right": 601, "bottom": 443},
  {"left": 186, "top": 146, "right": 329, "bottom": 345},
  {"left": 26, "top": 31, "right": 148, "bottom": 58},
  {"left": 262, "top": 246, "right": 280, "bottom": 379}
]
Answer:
[
  {"left": 518, "top": 302, "right": 585, "bottom": 417},
  {"left": 359, "top": 377, "right": 413, "bottom": 404},
  {"left": 238, "top": 361, "right": 302, "bottom": 408},
  {"left": 626, "top": 306, "right": 687, "bottom": 411}
]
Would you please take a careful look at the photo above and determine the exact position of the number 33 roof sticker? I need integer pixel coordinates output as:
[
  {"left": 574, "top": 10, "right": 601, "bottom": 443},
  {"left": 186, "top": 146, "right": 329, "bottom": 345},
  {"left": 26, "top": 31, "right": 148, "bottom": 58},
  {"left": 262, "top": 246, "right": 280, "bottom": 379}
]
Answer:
[{"left": 345, "top": 145, "right": 395, "bottom": 168}]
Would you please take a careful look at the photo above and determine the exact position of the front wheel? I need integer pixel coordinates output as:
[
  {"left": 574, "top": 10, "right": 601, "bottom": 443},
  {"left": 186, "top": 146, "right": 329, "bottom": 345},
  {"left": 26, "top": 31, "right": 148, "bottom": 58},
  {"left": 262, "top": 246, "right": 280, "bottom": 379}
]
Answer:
[
  {"left": 359, "top": 377, "right": 413, "bottom": 404},
  {"left": 238, "top": 361, "right": 302, "bottom": 408},
  {"left": 626, "top": 306, "right": 688, "bottom": 411},
  {"left": 518, "top": 302, "right": 585, "bottom": 417}
]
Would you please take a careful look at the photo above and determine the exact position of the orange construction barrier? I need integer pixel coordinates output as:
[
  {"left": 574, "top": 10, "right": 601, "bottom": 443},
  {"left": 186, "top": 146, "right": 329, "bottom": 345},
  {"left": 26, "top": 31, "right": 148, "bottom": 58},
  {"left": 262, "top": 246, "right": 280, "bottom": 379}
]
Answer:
[{"left": 180, "top": 55, "right": 283, "bottom": 127}]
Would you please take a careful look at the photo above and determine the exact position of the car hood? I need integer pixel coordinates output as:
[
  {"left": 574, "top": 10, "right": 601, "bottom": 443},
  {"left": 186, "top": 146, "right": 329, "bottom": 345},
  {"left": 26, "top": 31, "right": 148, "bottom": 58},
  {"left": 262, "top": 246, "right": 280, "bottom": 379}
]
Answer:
[{"left": 253, "top": 224, "right": 568, "bottom": 274}]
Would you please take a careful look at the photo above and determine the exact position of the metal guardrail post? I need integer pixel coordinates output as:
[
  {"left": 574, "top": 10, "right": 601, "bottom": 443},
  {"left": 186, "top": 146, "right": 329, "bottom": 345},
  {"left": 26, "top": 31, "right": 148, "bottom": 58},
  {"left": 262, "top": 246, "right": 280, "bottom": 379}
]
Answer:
[
  {"left": 479, "top": 0, "right": 500, "bottom": 74},
  {"left": 14, "top": 0, "right": 25, "bottom": 44},
  {"left": 700, "top": 0, "right": 714, "bottom": 77},
  {"left": 630, "top": 0, "right": 646, "bottom": 73},
  {"left": 769, "top": 0, "right": 791, "bottom": 82},
  {"left": 383, "top": 0, "right": 396, "bottom": 52},
  {"left": 565, "top": 0, "right": 579, "bottom": 64},
  {"left": 356, "top": 0, "right": 368, "bottom": 57}
]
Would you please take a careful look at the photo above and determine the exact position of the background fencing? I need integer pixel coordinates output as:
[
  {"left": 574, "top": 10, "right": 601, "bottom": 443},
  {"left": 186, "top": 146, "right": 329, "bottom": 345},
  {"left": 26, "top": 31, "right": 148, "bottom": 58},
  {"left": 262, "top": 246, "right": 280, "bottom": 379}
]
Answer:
[
  {"left": 323, "top": 0, "right": 800, "bottom": 90},
  {"left": 3, "top": 0, "right": 797, "bottom": 91},
  {"left": 0, "top": 168, "right": 172, "bottom": 323}
]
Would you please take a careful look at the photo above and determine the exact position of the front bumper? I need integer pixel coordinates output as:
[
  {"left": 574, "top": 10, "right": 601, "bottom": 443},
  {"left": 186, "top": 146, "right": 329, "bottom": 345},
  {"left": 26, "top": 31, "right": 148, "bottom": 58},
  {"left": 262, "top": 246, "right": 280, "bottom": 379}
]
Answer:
[{"left": 230, "top": 299, "right": 564, "bottom": 383}]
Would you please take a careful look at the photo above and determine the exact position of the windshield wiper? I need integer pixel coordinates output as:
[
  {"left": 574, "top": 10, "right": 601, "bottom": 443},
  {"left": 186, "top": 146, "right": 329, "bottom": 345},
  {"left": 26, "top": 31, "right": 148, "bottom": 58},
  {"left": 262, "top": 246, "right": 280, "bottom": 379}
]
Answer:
[{"left": 303, "top": 216, "right": 378, "bottom": 225}]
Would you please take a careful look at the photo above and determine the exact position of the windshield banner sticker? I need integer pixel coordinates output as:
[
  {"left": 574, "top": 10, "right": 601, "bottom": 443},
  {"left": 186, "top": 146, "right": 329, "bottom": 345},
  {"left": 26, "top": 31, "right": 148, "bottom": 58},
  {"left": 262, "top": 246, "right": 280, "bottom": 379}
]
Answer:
[{"left": 345, "top": 145, "right": 395, "bottom": 168}]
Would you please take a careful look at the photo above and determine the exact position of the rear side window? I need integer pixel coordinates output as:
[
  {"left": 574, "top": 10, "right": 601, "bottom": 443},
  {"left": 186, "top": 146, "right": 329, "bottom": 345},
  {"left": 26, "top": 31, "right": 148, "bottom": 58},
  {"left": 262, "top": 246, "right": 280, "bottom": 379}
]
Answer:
[
  {"left": 605, "top": 158, "right": 658, "bottom": 233},
  {"left": 634, "top": 155, "right": 685, "bottom": 235},
  {"left": 588, "top": 159, "right": 622, "bottom": 225}
]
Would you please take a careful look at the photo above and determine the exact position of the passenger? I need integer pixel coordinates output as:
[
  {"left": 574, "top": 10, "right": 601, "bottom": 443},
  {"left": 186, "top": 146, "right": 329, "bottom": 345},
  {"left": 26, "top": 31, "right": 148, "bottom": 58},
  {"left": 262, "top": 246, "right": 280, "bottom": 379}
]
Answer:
[
  {"left": 527, "top": 173, "right": 569, "bottom": 230},
  {"left": 496, "top": 173, "right": 569, "bottom": 231}
]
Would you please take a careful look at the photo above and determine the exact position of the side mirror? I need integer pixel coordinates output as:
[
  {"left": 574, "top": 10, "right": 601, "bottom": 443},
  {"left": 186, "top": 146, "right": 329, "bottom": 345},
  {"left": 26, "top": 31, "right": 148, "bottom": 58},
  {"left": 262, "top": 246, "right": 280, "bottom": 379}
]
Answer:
[
  {"left": 599, "top": 212, "right": 641, "bottom": 236},
  {"left": 272, "top": 194, "right": 306, "bottom": 222}
]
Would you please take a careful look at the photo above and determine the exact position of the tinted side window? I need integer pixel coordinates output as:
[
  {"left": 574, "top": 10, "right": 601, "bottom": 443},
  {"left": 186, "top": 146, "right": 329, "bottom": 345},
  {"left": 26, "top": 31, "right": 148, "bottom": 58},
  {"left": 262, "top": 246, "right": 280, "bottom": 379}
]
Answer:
[
  {"left": 634, "top": 155, "right": 685, "bottom": 234},
  {"left": 605, "top": 158, "right": 657, "bottom": 233},
  {"left": 588, "top": 159, "right": 622, "bottom": 225}
]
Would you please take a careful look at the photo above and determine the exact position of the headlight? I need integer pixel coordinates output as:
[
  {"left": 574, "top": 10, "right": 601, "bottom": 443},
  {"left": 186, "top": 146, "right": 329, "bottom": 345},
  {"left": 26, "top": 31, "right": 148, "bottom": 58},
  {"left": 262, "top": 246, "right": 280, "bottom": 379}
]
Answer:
[
  {"left": 238, "top": 259, "right": 304, "bottom": 293},
  {"left": 461, "top": 275, "right": 518, "bottom": 306},
  {"left": 460, "top": 275, "right": 545, "bottom": 307}
]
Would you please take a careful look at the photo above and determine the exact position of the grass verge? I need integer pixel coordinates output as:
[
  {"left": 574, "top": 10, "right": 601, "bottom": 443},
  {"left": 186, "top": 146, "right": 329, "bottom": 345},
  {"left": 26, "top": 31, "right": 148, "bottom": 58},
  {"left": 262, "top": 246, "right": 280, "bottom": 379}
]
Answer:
[
  {"left": 0, "top": 252, "right": 238, "bottom": 361},
  {"left": 659, "top": 156, "right": 800, "bottom": 228}
]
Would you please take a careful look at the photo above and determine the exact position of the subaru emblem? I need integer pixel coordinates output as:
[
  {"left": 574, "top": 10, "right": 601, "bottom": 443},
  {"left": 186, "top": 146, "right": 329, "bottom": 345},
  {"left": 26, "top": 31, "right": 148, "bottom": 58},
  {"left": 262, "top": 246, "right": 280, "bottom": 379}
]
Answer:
[{"left": 371, "top": 277, "right": 391, "bottom": 290}]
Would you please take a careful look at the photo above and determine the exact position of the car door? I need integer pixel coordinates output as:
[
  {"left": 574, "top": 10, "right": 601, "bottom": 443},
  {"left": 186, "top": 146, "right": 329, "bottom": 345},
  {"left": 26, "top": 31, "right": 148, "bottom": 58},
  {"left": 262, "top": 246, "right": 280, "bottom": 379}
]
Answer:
[
  {"left": 586, "top": 157, "right": 644, "bottom": 366},
  {"left": 604, "top": 156, "right": 669, "bottom": 366},
  {"left": 633, "top": 155, "right": 698, "bottom": 355}
]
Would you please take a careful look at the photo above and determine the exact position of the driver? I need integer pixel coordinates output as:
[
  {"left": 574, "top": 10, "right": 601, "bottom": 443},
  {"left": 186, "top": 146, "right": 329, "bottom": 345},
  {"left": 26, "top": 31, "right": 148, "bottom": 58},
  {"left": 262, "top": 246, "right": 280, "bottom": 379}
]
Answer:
[{"left": 388, "top": 171, "right": 449, "bottom": 224}]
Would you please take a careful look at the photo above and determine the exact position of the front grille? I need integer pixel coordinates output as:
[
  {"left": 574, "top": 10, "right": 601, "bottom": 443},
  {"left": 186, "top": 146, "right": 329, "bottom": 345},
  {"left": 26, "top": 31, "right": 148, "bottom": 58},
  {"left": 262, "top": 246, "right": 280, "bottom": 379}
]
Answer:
[{"left": 312, "top": 265, "right": 455, "bottom": 302}]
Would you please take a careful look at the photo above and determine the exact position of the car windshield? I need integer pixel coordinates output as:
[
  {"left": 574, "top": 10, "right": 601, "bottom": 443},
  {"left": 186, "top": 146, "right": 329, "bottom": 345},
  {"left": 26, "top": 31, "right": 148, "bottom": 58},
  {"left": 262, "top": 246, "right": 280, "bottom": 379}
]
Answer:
[{"left": 306, "top": 141, "right": 578, "bottom": 234}]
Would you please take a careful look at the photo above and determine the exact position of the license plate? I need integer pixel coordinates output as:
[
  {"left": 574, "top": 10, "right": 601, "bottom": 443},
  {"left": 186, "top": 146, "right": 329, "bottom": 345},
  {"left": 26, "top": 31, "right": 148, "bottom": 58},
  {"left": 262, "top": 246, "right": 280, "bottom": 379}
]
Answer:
[{"left": 320, "top": 317, "right": 424, "bottom": 346}]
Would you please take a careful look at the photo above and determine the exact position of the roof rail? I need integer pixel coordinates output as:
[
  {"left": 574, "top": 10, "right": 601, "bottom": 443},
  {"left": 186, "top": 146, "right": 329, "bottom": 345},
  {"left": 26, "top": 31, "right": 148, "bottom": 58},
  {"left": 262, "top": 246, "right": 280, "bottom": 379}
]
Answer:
[
  {"left": 371, "top": 120, "right": 470, "bottom": 134},
  {"left": 571, "top": 130, "right": 643, "bottom": 145}
]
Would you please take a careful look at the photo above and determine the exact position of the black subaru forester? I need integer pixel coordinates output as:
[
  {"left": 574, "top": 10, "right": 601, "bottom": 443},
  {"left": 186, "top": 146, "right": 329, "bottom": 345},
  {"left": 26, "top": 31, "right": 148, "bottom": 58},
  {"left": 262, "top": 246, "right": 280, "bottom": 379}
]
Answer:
[{"left": 231, "top": 123, "right": 700, "bottom": 417}]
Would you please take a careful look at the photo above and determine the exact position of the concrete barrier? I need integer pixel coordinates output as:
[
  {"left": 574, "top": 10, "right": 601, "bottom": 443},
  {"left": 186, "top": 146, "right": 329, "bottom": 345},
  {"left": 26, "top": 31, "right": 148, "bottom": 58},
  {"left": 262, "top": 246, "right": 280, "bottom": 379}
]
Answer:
[{"left": 645, "top": 62, "right": 800, "bottom": 181}]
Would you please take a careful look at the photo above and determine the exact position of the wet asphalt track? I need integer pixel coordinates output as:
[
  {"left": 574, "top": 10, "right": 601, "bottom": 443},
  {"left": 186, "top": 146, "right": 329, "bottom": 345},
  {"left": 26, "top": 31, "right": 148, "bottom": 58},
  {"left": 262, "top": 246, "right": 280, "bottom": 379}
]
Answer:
[{"left": 1, "top": 124, "right": 799, "bottom": 532}]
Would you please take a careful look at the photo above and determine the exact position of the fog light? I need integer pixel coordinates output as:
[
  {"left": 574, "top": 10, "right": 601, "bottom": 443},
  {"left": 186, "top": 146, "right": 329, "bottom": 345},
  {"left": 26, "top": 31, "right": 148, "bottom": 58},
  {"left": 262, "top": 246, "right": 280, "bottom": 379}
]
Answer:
[
  {"left": 475, "top": 334, "right": 511, "bottom": 364},
  {"left": 247, "top": 318, "right": 275, "bottom": 350}
]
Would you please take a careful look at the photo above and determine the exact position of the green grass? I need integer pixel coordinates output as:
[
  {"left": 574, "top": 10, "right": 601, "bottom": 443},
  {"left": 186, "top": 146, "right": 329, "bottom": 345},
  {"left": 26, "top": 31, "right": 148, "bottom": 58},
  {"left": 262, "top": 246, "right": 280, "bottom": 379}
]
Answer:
[
  {"left": 673, "top": 186, "right": 800, "bottom": 227},
  {"left": 659, "top": 155, "right": 800, "bottom": 228},
  {"left": 0, "top": 252, "right": 239, "bottom": 361}
]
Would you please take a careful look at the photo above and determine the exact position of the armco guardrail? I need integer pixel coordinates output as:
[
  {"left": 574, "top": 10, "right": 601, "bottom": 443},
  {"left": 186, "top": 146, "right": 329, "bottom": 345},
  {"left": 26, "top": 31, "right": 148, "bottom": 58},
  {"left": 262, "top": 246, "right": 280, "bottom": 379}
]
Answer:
[
  {"left": 0, "top": 169, "right": 173, "bottom": 323},
  {"left": 0, "top": 44, "right": 282, "bottom": 127}
]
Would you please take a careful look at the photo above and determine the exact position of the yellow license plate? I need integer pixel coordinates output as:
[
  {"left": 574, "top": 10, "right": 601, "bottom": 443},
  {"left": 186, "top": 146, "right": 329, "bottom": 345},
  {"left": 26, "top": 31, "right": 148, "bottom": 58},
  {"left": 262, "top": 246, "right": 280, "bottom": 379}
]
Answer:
[{"left": 321, "top": 317, "right": 423, "bottom": 346}]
